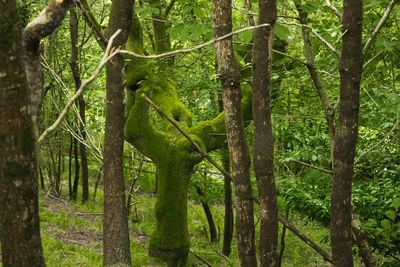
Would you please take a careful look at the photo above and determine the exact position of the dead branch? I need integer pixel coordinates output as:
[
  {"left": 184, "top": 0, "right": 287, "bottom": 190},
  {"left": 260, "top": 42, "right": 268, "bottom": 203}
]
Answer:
[
  {"left": 38, "top": 30, "right": 122, "bottom": 144},
  {"left": 364, "top": 0, "right": 399, "bottom": 54}
]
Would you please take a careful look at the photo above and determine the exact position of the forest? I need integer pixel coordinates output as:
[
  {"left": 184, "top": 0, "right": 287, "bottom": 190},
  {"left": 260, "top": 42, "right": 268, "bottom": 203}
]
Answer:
[{"left": 0, "top": 0, "right": 399, "bottom": 266}]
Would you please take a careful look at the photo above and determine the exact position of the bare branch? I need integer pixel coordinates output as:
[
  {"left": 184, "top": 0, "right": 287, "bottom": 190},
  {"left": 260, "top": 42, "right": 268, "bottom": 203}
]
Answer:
[
  {"left": 119, "top": 23, "right": 271, "bottom": 59},
  {"left": 364, "top": 0, "right": 399, "bottom": 54},
  {"left": 38, "top": 30, "right": 122, "bottom": 144},
  {"left": 292, "top": 160, "right": 332, "bottom": 174},
  {"left": 74, "top": 0, "right": 108, "bottom": 49},
  {"left": 325, "top": 0, "right": 342, "bottom": 21},
  {"left": 252, "top": 197, "right": 333, "bottom": 263},
  {"left": 278, "top": 21, "right": 340, "bottom": 58}
]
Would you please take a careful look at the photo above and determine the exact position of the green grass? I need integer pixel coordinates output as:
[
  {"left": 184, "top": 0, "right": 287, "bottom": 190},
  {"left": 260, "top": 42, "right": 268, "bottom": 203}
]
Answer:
[{"left": 0, "top": 187, "right": 338, "bottom": 267}]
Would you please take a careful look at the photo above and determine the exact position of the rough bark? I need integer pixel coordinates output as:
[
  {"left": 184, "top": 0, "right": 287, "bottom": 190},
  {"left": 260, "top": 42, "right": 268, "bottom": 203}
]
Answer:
[
  {"left": 252, "top": 0, "right": 279, "bottom": 266},
  {"left": 213, "top": 0, "right": 257, "bottom": 266},
  {"left": 69, "top": 6, "right": 89, "bottom": 202},
  {"left": 103, "top": 0, "right": 134, "bottom": 266},
  {"left": 331, "top": 1, "right": 363, "bottom": 266},
  {"left": 0, "top": 1, "right": 45, "bottom": 266}
]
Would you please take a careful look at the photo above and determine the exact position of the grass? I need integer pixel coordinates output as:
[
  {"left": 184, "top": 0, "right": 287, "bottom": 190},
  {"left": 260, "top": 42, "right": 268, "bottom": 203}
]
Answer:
[{"left": 1, "top": 182, "right": 336, "bottom": 267}]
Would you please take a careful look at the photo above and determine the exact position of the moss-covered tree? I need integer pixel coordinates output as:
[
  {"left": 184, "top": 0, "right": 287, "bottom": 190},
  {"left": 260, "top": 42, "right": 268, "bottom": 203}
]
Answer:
[{"left": 123, "top": 3, "right": 253, "bottom": 265}]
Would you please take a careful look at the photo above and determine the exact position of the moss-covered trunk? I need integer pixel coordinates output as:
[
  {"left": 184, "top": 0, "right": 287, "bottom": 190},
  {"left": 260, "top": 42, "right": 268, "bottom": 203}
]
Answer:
[{"left": 149, "top": 159, "right": 194, "bottom": 266}]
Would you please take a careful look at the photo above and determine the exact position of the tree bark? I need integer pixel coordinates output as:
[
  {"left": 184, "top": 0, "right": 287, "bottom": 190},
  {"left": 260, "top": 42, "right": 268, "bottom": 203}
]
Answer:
[
  {"left": 213, "top": 0, "right": 257, "bottom": 266},
  {"left": 103, "top": 0, "right": 134, "bottom": 265},
  {"left": 69, "top": 6, "right": 89, "bottom": 202},
  {"left": 0, "top": 1, "right": 45, "bottom": 266},
  {"left": 252, "top": 0, "right": 279, "bottom": 266},
  {"left": 331, "top": 1, "right": 363, "bottom": 266}
]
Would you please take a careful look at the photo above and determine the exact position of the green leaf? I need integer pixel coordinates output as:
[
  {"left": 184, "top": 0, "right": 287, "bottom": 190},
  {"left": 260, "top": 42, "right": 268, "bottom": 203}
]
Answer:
[
  {"left": 392, "top": 198, "right": 400, "bottom": 209},
  {"left": 239, "top": 30, "right": 253, "bottom": 43},
  {"left": 385, "top": 210, "right": 396, "bottom": 221},
  {"left": 381, "top": 219, "right": 392, "bottom": 230},
  {"left": 193, "top": 7, "right": 204, "bottom": 19},
  {"left": 275, "top": 25, "right": 290, "bottom": 40}
]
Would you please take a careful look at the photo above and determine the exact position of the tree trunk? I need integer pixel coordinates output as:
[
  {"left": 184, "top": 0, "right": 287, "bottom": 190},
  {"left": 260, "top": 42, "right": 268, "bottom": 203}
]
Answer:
[
  {"left": 0, "top": 1, "right": 45, "bottom": 265},
  {"left": 69, "top": 6, "right": 89, "bottom": 202},
  {"left": 222, "top": 147, "right": 234, "bottom": 256},
  {"left": 213, "top": 0, "right": 257, "bottom": 265},
  {"left": 331, "top": 1, "right": 363, "bottom": 266},
  {"left": 103, "top": 0, "right": 133, "bottom": 265},
  {"left": 195, "top": 186, "right": 217, "bottom": 243},
  {"left": 252, "top": 0, "right": 279, "bottom": 266},
  {"left": 149, "top": 159, "right": 196, "bottom": 266},
  {"left": 71, "top": 138, "right": 80, "bottom": 200}
]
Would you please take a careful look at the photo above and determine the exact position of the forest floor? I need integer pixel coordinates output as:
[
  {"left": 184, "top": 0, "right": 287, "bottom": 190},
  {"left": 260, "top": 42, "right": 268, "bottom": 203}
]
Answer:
[
  {"left": 1, "top": 191, "right": 334, "bottom": 266},
  {"left": 37, "top": 191, "right": 334, "bottom": 267}
]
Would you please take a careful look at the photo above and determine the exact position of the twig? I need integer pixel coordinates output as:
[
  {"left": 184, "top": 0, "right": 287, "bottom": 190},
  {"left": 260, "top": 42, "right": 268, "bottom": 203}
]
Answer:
[
  {"left": 354, "top": 120, "right": 398, "bottom": 164},
  {"left": 142, "top": 94, "right": 231, "bottom": 178},
  {"left": 74, "top": 0, "right": 108, "bottom": 49},
  {"left": 252, "top": 196, "right": 332, "bottom": 263},
  {"left": 38, "top": 30, "right": 122, "bottom": 144},
  {"left": 278, "top": 21, "right": 340, "bottom": 58},
  {"left": 119, "top": 23, "right": 271, "bottom": 59},
  {"left": 189, "top": 251, "right": 212, "bottom": 267},
  {"left": 364, "top": 0, "right": 399, "bottom": 53},
  {"left": 292, "top": 160, "right": 332, "bottom": 174},
  {"left": 325, "top": 0, "right": 342, "bottom": 21},
  {"left": 278, "top": 215, "right": 333, "bottom": 263}
]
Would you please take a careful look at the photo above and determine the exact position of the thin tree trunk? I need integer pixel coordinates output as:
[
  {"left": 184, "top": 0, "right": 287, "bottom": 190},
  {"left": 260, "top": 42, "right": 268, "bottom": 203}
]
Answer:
[
  {"left": 213, "top": 0, "right": 257, "bottom": 265},
  {"left": 0, "top": 1, "right": 45, "bottom": 265},
  {"left": 277, "top": 209, "right": 289, "bottom": 267},
  {"left": 222, "top": 147, "right": 234, "bottom": 256},
  {"left": 71, "top": 138, "right": 80, "bottom": 200},
  {"left": 195, "top": 186, "right": 218, "bottom": 243},
  {"left": 68, "top": 134, "right": 73, "bottom": 197},
  {"left": 252, "top": 1, "right": 279, "bottom": 266},
  {"left": 331, "top": 1, "right": 363, "bottom": 266},
  {"left": 218, "top": 91, "right": 234, "bottom": 256},
  {"left": 295, "top": 3, "right": 335, "bottom": 153},
  {"left": 69, "top": 6, "right": 89, "bottom": 202},
  {"left": 103, "top": 0, "right": 134, "bottom": 265}
]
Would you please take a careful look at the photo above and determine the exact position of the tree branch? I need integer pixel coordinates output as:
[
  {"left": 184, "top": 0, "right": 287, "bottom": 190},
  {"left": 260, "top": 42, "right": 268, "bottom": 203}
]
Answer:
[
  {"left": 363, "top": 0, "right": 399, "bottom": 54},
  {"left": 292, "top": 160, "right": 332, "bottom": 174},
  {"left": 74, "top": 0, "right": 108, "bottom": 49},
  {"left": 142, "top": 94, "right": 231, "bottom": 178},
  {"left": 278, "top": 21, "right": 340, "bottom": 58},
  {"left": 23, "top": 0, "right": 72, "bottom": 124},
  {"left": 252, "top": 197, "right": 333, "bottom": 263},
  {"left": 278, "top": 215, "right": 333, "bottom": 263},
  {"left": 119, "top": 23, "right": 271, "bottom": 59},
  {"left": 325, "top": 0, "right": 342, "bottom": 21},
  {"left": 164, "top": 0, "right": 176, "bottom": 16},
  {"left": 38, "top": 30, "right": 122, "bottom": 144}
]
